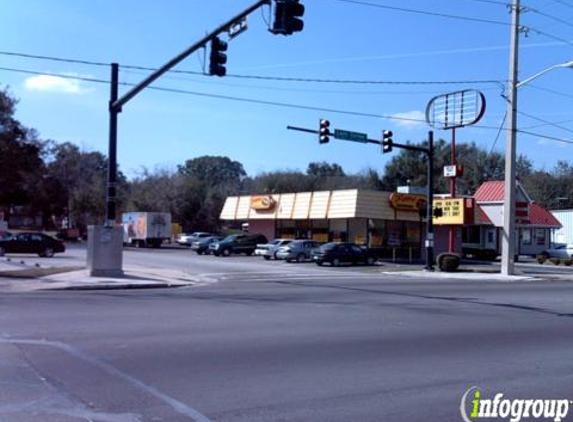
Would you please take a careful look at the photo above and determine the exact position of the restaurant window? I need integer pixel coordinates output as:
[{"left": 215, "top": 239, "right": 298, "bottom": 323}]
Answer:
[{"left": 521, "top": 228, "right": 532, "bottom": 245}]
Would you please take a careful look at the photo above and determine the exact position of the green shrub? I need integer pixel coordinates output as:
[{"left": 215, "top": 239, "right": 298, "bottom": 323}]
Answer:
[
  {"left": 550, "top": 258, "right": 561, "bottom": 265},
  {"left": 437, "top": 253, "right": 460, "bottom": 272},
  {"left": 563, "top": 259, "right": 573, "bottom": 267},
  {"left": 536, "top": 255, "right": 546, "bottom": 264}
]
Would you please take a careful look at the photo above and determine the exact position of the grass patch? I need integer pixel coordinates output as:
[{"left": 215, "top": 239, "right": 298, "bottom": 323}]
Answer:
[{"left": 0, "top": 266, "right": 84, "bottom": 279}]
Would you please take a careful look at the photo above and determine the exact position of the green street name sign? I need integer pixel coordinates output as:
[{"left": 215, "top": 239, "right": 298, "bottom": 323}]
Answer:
[{"left": 334, "top": 129, "right": 368, "bottom": 142}]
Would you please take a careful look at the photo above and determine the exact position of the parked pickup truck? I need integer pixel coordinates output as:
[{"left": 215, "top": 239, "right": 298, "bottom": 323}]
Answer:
[{"left": 210, "top": 234, "right": 268, "bottom": 257}]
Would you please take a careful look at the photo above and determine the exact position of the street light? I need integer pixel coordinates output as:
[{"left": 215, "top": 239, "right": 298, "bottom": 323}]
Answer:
[
  {"left": 502, "top": 58, "right": 573, "bottom": 275},
  {"left": 516, "top": 61, "right": 573, "bottom": 88}
]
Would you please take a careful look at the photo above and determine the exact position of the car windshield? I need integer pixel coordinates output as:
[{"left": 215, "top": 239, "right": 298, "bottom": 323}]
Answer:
[
  {"left": 321, "top": 243, "right": 337, "bottom": 250},
  {"left": 222, "top": 235, "right": 242, "bottom": 242}
]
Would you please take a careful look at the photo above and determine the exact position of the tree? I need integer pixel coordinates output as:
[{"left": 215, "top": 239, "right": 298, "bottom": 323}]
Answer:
[
  {"left": 178, "top": 156, "right": 246, "bottom": 189},
  {"left": 44, "top": 142, "right": 124, "bottom": 229},
  {"left": 306, "top": 162, "right": 345, "bottom": 178},
  {"left": 0, "top": 88, "right": 46, "bottom": 214}
]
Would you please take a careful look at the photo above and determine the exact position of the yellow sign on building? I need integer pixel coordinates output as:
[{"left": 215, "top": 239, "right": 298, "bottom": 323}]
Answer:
[{"left": 433, "top": 198, "right": 465, "bottom": 225}]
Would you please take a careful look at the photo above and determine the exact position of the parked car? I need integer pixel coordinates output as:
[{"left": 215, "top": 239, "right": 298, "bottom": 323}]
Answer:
[
  {"left": 276, "top": 240, "right": 321, "bottom": 263},
  {"left": 255, "top": 239, "right": 293, "bottom": 260},
  {"left": 312, "top": 242, "right": 377, "bottom": 266},
  {"left": 191, "top": 235, "right": 223, "bottom": 255},
  {"left": 540, "top": 244, "right": 573, "bottom": 259},
  {"left": 178, "top": 232, "right": 211, "bottom": 247},
  {"left": 0, "top": 231, "right": 12, "bottom": 240},
  {"left": 210, "top": 234, "right": 268, "bottom": 257},
  {"left": 0, "top": 232, "right": 66, "bottom": 258}
]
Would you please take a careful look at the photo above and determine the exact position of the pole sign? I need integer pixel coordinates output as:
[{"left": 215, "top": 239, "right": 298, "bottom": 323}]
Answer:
[
  {"left": 432, "top": 198, "right": 465, "bottom": 225},
  {"left": 425, "top": 89, "right": 486, "bottom": 130},
  {"left": 443, "top": 165, "right": 457, "bottom": 178},
  {"left": 334, "top": 129, "right": 368, "bottom": 143},
  {"left": 228, "top": 17, "right": 248, "bottom": 39}
]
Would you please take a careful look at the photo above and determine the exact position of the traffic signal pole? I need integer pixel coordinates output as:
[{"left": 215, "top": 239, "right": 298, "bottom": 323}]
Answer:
[
  {"left": 104, "top": 0, "right": 274, "bottom": 226},
  {"left": 287, "top": 124, "right": 435, "bottom": 270},
  {"left": 91, "top": 0, "right": 303, "bottom": 277}
]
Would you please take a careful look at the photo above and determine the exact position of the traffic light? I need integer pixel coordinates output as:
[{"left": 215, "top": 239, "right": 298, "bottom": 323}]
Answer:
[
  {"left": 433, "top": 207, "right": 444, "bottom": 218},
  {"left": 209, "top": 37, "right": 228, "bottom": 77},
  {"left": 319, "top": 119, "right": 330, "bottom": 144},
  {"left": 382, "top": 130, "right": 393, "bottom": 154},
  {"left": 271, "top": 0, "right": 305, "bottom": 35}
]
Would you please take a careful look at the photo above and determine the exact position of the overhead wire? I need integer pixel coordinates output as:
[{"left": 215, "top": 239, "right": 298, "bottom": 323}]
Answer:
[
  {"left": 0, "top": 50, "right": 504, "bottom": 86},
  {"left": 1, "top": 66, "right": 571, "bottom": 147},
  {"left": 0, "top": 65, "right": 501, "bottom": 127},
  {"left": 329, "top": 0, "right": 511, "bottom": 26}
]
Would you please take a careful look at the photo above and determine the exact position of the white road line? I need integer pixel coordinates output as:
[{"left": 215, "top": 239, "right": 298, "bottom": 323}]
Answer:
[{"left": 0, "top": 338, "right": 212, "bottom": 422}]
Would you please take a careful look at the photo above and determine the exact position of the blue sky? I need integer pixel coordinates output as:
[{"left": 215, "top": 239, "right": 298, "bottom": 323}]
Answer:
[{"left": 1, "top": 0, "right": 573, "bottom": 179}]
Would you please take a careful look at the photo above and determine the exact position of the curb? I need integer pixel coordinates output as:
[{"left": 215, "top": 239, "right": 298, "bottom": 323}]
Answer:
[{"left": 49, "top": 282, "right": 191, "bottom": 291}]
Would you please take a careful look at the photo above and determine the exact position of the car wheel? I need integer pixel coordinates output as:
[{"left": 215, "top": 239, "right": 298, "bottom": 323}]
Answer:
[
  {"left": 41, "top": 247, "right": 55, "bottom": 258},
  {"left": 222, "top": 249, "right": 231, "bottom": 257},
  {"left": 196, "top": 250, "right": 203, "bottom": 255},
  {"left": 367, "top": 257, "right": 375, "bottom": 266},
  {"left": 263, "top": 255, "right": 271, "bottom": 260},
  {"left": 296, "top": 253, "right": 305, "bottom": 263},
  {"left": 332, "top": 258, "right": 340, "bottom": 267},
  {"left": 0, "top": 246, "right": 5, "bottom": 257},
  {"left": 316, "top": 261, "right": 323, "bottom": 266},
  {"left": 246, "top": 251, "right": 254, "bottom": 256}
]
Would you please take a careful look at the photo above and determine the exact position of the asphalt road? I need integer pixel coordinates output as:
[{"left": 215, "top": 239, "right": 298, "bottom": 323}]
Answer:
[{"left": 1, "top": 272, "right": 573, "bottom": 421}]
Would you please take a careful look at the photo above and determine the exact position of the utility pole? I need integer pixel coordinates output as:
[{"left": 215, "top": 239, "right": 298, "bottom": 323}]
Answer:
[
  {"left": 425, "top": 131, "right": 435, "bottom": 271},
  {"left": 501, "top": 0, "right": 521, "bottom": 275}
]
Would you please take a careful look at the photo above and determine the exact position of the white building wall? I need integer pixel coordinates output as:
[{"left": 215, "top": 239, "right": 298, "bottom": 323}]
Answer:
[{"left": 551, "top": 210, "right": 573, "bottom": 244}]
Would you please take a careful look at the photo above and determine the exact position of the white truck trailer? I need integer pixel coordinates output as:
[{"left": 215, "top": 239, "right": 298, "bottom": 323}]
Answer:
[{"left": 122, "top": 212, "right": 172, "bottom": 248}]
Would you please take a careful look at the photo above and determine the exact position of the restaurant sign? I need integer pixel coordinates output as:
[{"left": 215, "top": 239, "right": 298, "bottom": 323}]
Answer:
[
  {"left": 250, "top": 195, "right": 276, "bottom": 211},
  {"left": 389, "top": 193, "right": 427, "bottom": 212}
]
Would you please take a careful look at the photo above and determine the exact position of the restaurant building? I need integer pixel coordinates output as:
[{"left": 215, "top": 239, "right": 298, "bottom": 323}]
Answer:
[
  {"left": 220, "top": 189, "right": 425, "bottom": 252},
  {"left": 220, "top": 181, "right": 561, "bottom": 259}
]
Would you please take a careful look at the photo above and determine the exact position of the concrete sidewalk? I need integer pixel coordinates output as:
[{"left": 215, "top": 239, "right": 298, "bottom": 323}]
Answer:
[{"left": 0, "top": 257, "right": 198, "bottom": 292}]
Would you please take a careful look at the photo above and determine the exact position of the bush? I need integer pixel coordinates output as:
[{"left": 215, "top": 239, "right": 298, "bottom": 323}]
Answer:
[
  {"left": 563, "top": 259, "right": 573, "bottom": 267},
  {"left": 536, "top": 255, "right": 546, "bottom": 264},
  {"left": 437, "top": 253, "right": 460, "bottom": 272},
  {"left": 550, "top": 258, "right": 561, "bottom": 265}
]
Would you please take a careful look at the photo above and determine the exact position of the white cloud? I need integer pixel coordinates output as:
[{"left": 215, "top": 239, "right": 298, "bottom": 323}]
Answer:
[
  {"left": 24, "top": 74, "right": 90, "bottom": 94},
  {"left": 390, "top": 110, "right": 427, "bottom": 128}
]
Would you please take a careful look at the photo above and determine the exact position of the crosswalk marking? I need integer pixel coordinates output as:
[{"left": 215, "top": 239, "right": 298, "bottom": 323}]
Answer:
[{"left": 190, "top": 270, "right": 383, "bottom": 285}]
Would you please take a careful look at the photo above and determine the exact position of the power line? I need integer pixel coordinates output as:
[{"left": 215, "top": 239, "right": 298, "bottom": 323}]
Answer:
[
  {"left": 0, "top": 65, "right": 507, "bottom": 129},
  {"left": 446, "top": 0, "right": 509, "bottom": 5},
  {"left": 528, "top": 26, "right": 573, "bottom": 48},
  {"left": 0, "top": 50, "right": 108, "bottom": 67},
  {"left": 526, "top": 7, "right": 573, "bottom": 30},
  {"left": 0, "top": 50, "right": 504, "bottom": 86},
  {"left": 521, "top": 117, "right": 573, "bottom": 130},
  {"left": 545, "top": 0, "right": 573, "bottom": 10},
  {"left": 517, "top": 129, "right": 573, "bottom": 145},
  {"left": 488, "top": 111, "right": 507, "bottom": 156},
  {"left": 517, "top": 110, "right": 573, "bottom": 135},
  {"left": 329, "top": 0, "right": 511, "bottom": 26},
  {"left": 524, "top": 83, "right": 573, "bottom": 99}
]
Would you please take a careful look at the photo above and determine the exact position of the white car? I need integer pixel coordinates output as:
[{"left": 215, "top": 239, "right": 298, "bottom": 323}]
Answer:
[
  {"left": 255, "top": 239, "right": 293, "bottom": 260},
  {"left": 541, "top": 244, "right": 573, "bottom": 259},
  {"left": 178, "top": 232, "right": 211, "bottom": 247}
]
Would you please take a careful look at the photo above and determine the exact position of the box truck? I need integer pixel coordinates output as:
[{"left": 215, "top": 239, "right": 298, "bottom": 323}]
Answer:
[{"left": 122, "top": 212, "right": 172, "bottom": 248}]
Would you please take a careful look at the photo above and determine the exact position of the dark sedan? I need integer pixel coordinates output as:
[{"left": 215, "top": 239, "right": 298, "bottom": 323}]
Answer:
[
  {"left": 191, "top": 235, "right": 223, "bottom": 255},
  {"left": 313, "top": 242, "right": 377, "bottom": 266},
  {"left": 0, "top": 232, "right": 66, "bottom": 258}
]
